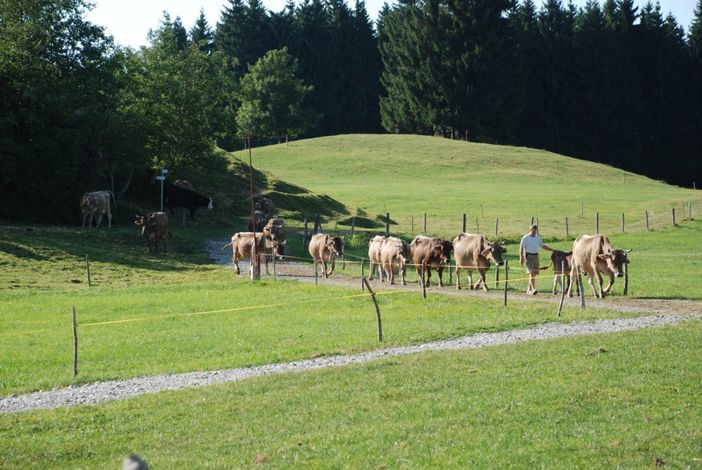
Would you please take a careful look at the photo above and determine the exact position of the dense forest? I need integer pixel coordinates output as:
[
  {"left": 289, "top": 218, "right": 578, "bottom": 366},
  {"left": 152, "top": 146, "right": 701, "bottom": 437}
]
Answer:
[{"left": 1, "top": 0, "right": 700, "bottom": 221}]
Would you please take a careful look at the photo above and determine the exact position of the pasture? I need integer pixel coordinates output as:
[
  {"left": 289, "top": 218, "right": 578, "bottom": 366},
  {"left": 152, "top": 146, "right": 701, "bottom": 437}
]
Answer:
[
  {"left": 2, "top": 134, "right": 701, "bottom": 467},
  {"left": 2, "top": 321, "right": 700, "bottom": 468},
  {"left": 233, "top": 134, "right": 699, "bottom": 237}
]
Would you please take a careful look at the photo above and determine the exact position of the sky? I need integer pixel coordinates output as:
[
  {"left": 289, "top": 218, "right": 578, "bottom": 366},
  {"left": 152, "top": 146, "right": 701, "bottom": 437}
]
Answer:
[{"left": 86, "top": 0, "right": 698, "bottom": 49}]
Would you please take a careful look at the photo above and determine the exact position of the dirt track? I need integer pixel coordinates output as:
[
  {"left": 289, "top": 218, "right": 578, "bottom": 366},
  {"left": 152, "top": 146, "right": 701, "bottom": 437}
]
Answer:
[{"left": 207, "top": 239, "right": 702, "bottom": 317}]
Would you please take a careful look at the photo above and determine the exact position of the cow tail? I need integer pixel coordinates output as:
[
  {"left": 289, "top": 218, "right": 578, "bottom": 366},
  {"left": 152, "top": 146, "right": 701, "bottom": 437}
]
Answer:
[
  {"left": 221, "top": 242, "right": 233, "bottom": 251},
  {"left": 107, "top": 190, "right": 116, "bottom": 208},
  {"left": 539, "top": 260, "right": 552, "bottom": 271}
]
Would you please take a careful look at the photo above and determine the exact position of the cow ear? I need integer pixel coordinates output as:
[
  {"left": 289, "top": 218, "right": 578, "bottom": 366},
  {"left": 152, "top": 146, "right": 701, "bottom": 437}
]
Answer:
[
  {"left": 597, "top": 254, "right": 610, "bottom": 260},
  {"left": 480, "top": 247, "right": 492, "bottom": 257}
]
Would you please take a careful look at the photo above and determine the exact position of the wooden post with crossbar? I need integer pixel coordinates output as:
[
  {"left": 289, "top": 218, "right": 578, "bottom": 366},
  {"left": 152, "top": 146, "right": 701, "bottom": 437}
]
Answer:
[{"left": 72, "top": 306, "right": 78, "bottom": 377}]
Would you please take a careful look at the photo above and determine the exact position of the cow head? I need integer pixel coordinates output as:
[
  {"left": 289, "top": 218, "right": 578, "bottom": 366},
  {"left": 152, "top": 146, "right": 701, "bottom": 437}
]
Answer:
[
  {"left": 323, "top": 235, "right": 340, "bottom": 256},
  {"left": 332, "top": 236, "right": 345, "bottom": 257},
  {"left": 430, "top": 240, "right": 448, "bottom": 265},
  {"left": 440, "top": 240, "right": 453, "bottom": 263},
  {"left": 597, "top": 248, "right": 631, "bottom": 277},
  {"left": 134, "top": 215, "right": 145, "bottom": 227},
  {"left": 481, "top": 241, "right": 507, "bottom": 266}
]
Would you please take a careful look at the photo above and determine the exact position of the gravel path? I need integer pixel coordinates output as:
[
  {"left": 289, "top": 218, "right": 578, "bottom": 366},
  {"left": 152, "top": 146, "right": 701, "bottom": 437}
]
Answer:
[{"left": 1, "top": 313, "right": 698, "bottom": 414}]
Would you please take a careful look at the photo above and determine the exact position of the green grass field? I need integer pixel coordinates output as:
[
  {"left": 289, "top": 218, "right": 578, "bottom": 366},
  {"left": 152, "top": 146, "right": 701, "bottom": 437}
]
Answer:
[
  {"left": 233, "top": 134, "right": 699, "bottom": 237},
  {"left": 2, "top": 321, "right": 700, "bottom": 468}
]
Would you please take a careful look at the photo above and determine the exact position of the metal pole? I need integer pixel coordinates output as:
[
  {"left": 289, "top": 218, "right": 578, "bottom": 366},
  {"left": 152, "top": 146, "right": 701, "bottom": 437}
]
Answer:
[
  {"left": 557, "top": 261, "right": 566, "bottom": 317},
  {"left": 577, "top": 266, "right": 585, "bottom": 309},
  {"left": 503, "top": 260, "right": 508, "bottom": 306}
]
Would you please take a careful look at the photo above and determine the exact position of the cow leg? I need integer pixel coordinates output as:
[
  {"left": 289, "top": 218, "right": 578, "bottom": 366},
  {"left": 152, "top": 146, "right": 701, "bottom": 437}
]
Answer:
[
  {"left": 426, "top": 268, "right": 431, "bottom": 287},
  {"left": 106, "top": 209, "right": 112, "bottom": 228},
  {"left": 455, "top": 266, "right": 461, "bottom": 290},
  {"left": 467, "top": 271, "right": 474, "bottom": 290},
  {"left": 602, "top": 272, "right": 615, "bottom": 294},
  {"left": 479, "top": 269, "right": 489, "bottom": 292},
  {"left": 322, "top": 260, "right": 328, "bottom": 278},
  {"left": 401, "top": 264, "right": 407, "bottom": 286},
  {"left": 369, "top": 262, "right": 374, "bottom": 280},
  {"left": 387, "top": 264, "right": 394, "bottom": 285},
  {"left": 584, "top": 270, "right": 599, "bottom": 298},
  {"left": 233, "top": 252, "right": 241, "bottom": 275},
  {"left": 95, "top": 212, "right": 103, "bottom": 229},
  {"left": 596, "top": 272, "right": 607, "bottom": 298},
  {"left": 438, "top": 267, "right": 444, "bottom": 287},
  {"left": 265, "top": 255, "right": 270, "bottom": 275},
  {"left": 163, "top": 236, "right": 168, "bottom": 253},
  {"left": 329, "top": 259, "right": 336, "bottom": 276},
  {"left": 552, "top": 274, "right": 559, "bottom": 295}
]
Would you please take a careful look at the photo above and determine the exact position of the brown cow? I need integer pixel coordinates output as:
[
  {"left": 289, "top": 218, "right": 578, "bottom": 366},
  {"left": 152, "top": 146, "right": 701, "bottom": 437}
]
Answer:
[
  {"left": 262, "top": 218, "right": 287, "bottom": 255},
  {"left": 308, "top": 233, "right": 343, "bottom": 278},
  {"left": 222, "top": 231, "right": 277, "bottom": 275},
  {"left": 368, "top": 235, "right": 387, "bottom": 281},
  {"left": 81, "top": 190, "right": 114, "bottom": 228},
  {"left": 453, "top": 233, "right": 506, "bottom": 291},
  {"left": 134, "top": 212, "right": 169, "bottom": 253},
  {"left": 80, "top": 194, "right": 98, "bottom": 228},
  {"left": 541, "top": 250, "right": 573, "bottom": 295},
  {"left": 174, "top": 179, "right": 194, "bottom": 191},
  {"left": 410, "top": 235, "right": 449, "bottom": 287},
  {"left": 567, "top": 234, "right": 631, "bottom": 299},
  {"left": 380, "top": 237, "right": 410, "bottom": 285}
]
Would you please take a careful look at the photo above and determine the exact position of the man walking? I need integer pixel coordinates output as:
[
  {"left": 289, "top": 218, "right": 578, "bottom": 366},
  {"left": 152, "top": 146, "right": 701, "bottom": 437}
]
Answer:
[{"left": 519, "top": 225, "right": 554, "bottom": 295}]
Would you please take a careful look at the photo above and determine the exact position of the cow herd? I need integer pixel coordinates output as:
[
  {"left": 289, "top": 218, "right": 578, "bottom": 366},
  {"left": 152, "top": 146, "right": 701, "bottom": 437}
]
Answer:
[
  {"left": 79, "top": 181, "right": 214, "bottom": 253},
  {"left": 365, "top": 232, "right": 630, "bottom": 299}
]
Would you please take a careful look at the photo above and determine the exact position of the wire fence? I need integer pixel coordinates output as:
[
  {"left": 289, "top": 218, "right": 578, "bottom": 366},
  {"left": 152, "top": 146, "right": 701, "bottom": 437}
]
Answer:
[{"left": 289, "top": 197, "right": 701, "bottom": 242}]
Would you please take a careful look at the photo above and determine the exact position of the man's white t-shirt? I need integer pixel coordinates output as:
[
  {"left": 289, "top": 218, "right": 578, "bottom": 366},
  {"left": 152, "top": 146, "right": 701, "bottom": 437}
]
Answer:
[{"left": 520, "top": 234, "right": 543, "bottom": 255}]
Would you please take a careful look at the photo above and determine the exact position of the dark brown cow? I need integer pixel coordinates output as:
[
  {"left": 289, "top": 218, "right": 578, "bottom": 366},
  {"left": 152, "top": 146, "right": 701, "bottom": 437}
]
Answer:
[
  {"left": 368, "top": 235, "right": 387, "bottom": 281},
  {"left": 308, "top": 233, "right": 343, "bottom": 278},
  {"left": 135, "top": 212, "right": 169, "bottom": 253},
  {"left": 222, "top": 231, "right": 276, "bottom": 275},
  {"left": 81, "top": 190, "right": 114, "bottom": 228},
  {"left": 567, "top": 234, "right": 631, "bottom": 299},
  {"left": 453, "top": 233, "right": 506, "bottom": 291},
  {"left": 80, "top": 194, "right": 98, "bottom": 228},
  {"left": 380, "top": 237, "right": 410, "bottom": 285},
  {"left": 541, "top": 250, "right": 573, "bottom": 295},
  {"left": 410, "top": 236, "right": 449, "bottom": 287}
]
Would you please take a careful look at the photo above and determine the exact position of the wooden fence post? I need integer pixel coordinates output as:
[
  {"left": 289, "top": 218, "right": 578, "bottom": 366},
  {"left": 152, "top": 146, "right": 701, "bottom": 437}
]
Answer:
[
  {"left": 577, "top": 266, "right": 585, "bottom": 309},
  {"left": 314, "top": 260, "right": 318, "bottom": 285},
  {"left": 621, "top": 213, "right": 625, "bottom": 233},
  {"left": 314, "top": 214, "right": 321, "bottom": 233},
  {"left": 421, "top": 261, "right": 427, "bottom": 299},
  {"left": 623, "top": 261, "right": 629, "bottom": 296},
  {"left": 385, "top": 212, "right": 390, "bottom": 237},
  {"left": 272, "top": 251, "right": 277, "bottom": 280},
  {"left": 689, "top": 202, "right": 693, "bottom": 220},
  {"left": 596, "top": 212, "right": 600, "bottom": 234},
  {"left": 361, "top": 257, "right": 365, "bottom": 280},
  {"left": 423, "top": 212, "right": 427, "bottom": 234},
  {"left": 475, "top": 218, "right": 480, "bottom": 234},
  {"left": 531, "top": 216, "right": 534, "bottom": 226},
  {"left": 565, "top": 217, "right": 569, "bottom": 238},
  {"left": 350, "top": 216, "right": 356, "bottom": 239},
  {"left": 557, "top": 261, "right": 566, "bottom": 317},
  {"left": 85, "top": 254, "right": 91, "bottom": 288},
  {"left": 645, "top": 211, "right": 650, "bottom": 231},
  {"left": 361, "top": 277, "right": 383, "bottom": 342},
  {"left": 462, "top": 213, "right": 467, "bottom": 233},
  {"left": 495, "top": 218, "right": 499, "bottom": 237},
  {"left": 672, "top": 208, "right": 676, "bottom": 226},
  {"left": 303, "top": 216, "right": 309, "bottom": 249},
  {"left": 481, "top": 204, "right": 484, "bottom": 218},
  {"left": 72, "top": 306, "right": 78, "bottom": 378},
  {"left": 411, "top": 215, "right": 414, "bottom": 235},
  {"left": 503, "top": 260, "right": 508, "bottom": 306},
  {"left": 495, "top": 265, "right": 500, "bottom": 288}
]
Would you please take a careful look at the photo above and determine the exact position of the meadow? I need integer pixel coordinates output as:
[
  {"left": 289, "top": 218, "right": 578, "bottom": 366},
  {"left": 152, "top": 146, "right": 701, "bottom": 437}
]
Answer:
[
  {"left": 2, "top": 134, "right": 701, "bottom": 467},
  {"left": 1, "top": 321, "right": 700, "bottom": 468},
  {"left": 233, "top": 134, "right": 700, "bottom": 237}
]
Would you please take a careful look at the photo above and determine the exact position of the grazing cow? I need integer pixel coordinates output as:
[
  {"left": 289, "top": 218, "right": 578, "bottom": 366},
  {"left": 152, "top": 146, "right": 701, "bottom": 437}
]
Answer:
[
  {"left": 80, "top": 194, "right": 98, "bottom": 228},
  {"left": 453, "top": 233, "right": 506, "bottom": 291},
  {"left": 173, "top": 179, "right": 194, "bottom": 191},
  {"left": 164, "top": 183, "right": 212, "bottom": 224},
  {"left": 567, "top": 234, "right": 631, "bottom": 299},
  {"left": 368, "top": 235, "right": 387, "bottom": 281},
  {"left": 134, "top": 212, "right": 169, "bottom": 253},
  {"left": 222, "top": 231, "right": 276, "bottom": 275},
  {"left": 380, "top": 237, "right": 411, "bottom": 285},
  {"left": 262, "top": 217, "right": 287, "bottom": 256},
  {"left": 541, "top": 250, "right": 573, "bottom": 295},
  {"left": 248, "top": 198, "right": 276, "bottom": 231},
  {"left": 308, "top": 233, "right": 343, "bottom": 278},
  {"left": 410, "top": 235, "right": 450, "bottom": 287},
  {"left": 80, "top": 190, "right": 114, "bottom": 228}
]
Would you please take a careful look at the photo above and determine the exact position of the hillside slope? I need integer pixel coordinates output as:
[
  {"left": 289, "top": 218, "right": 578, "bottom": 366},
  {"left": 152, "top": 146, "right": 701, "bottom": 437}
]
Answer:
[{"left": 232, "top": 134, "right": 698, "bottom": 236}]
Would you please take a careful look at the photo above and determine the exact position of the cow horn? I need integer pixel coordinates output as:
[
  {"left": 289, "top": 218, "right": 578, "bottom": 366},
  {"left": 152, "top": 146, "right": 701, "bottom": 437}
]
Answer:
[{"left": 624, "top": 248, "right": 632, "bottom": 253}]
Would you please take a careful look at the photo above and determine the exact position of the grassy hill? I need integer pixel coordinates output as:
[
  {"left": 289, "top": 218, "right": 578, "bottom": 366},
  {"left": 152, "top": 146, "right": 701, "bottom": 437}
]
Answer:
[{"left": 232, "top": 134, "right": 698, "bottom": 237}]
